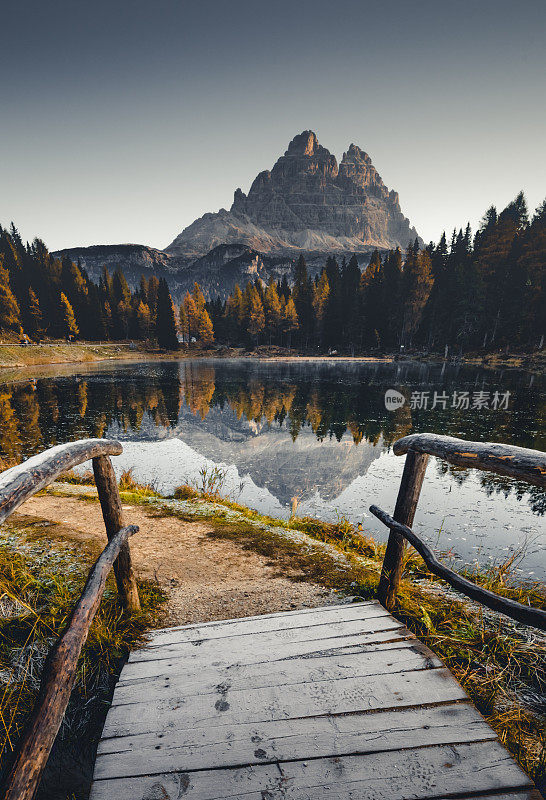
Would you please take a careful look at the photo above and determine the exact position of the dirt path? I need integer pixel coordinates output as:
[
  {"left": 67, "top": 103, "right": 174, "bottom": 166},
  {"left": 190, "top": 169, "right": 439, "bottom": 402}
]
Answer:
[{"left": 14, "top": 495, "right": 334, "bottom": 627}]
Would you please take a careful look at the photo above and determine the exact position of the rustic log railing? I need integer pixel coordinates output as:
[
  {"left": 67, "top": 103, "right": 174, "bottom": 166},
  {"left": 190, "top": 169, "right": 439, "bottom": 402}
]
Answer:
[
  {"left": 0, "top": 439, "right": 140, "bottom": 800},
  {"left": 371, "top": 506, "right": 546, "bottom": 631},
  {"left": 375, "top": 433, "right": 546, "bottom": 622}
]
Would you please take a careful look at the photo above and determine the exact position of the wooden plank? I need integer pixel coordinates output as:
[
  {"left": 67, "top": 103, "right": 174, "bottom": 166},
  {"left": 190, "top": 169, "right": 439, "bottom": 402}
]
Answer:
[
  {"left": 111, "top": 640, "right": 440, "bottom": 706},
  {"left": 101, "top": 667, "right": 468, "bottom": 739},
  {"left": 120, "top": 628, "right": 413, "bottom": 682},
  {"left": 128, "top": 616, "right": 404, "bottom": 664},
  {"left": 146, "top": 602, "right": 390, "bottom": 648},
  {"left": 148, "top": 600, "right": 381, "bottom": 640},
  {"left": 94, "top": 703, "right": 496, "bottom": 779},
  {"left": 89, "top": 740, "right": 532, "bottom": 800}
]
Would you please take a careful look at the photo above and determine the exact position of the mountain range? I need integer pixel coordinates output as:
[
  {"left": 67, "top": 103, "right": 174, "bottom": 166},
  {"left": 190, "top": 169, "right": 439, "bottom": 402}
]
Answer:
[{"left": 54, "top": 131, "right": 419, "bottom": 298}]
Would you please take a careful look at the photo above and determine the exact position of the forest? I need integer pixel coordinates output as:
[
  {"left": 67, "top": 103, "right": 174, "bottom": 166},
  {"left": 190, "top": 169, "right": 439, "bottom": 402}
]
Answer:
[{"left": 0, "top": 192, "right": 544, "bottom": 354}]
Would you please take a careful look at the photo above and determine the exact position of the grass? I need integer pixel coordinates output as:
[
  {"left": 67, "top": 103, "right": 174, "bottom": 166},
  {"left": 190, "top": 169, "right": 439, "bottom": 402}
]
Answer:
[{"left": 0, "top": 515, "right": 166, "bottom": 800}]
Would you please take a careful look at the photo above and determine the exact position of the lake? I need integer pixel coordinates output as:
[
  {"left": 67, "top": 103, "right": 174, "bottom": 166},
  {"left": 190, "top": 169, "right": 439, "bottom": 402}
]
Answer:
[{"left": 1, "top": 358, "right": 544, "bottom": 579}]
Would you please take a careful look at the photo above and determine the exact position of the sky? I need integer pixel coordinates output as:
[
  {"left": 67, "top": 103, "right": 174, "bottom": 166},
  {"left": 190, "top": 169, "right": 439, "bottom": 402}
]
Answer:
[{"left": 1, "top": 0, "right": 545, "bottom": 251}]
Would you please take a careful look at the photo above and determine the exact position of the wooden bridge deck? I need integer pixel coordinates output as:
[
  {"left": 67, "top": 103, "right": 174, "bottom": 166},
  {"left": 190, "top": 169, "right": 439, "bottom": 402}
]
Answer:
[{"left": 90, "top": 601, "right": 533, "bottom": 800}]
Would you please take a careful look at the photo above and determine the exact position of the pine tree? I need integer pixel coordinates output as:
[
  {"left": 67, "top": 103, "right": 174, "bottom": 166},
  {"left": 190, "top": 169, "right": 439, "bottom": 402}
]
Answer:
[
  {"left": 26, "top": 288, "right": 43, "bottom": 339},
  {"left": 264, "top": 281, "right": 282, "bottom": 344},
  {"left": 0, "top": 257, "right": 22, "bottom": 335},
  {"left": 360, "top": 251, "right": 383, "bottom": 349},
  {"left": 59, "top": 292, "right": 79, "bottom": 339},
  {"left": 155, "top": 279, "right": 178, "bottom": 350},
  {"left": 341, "top": 255, "right": 361, "bottom": 352},
  {"left": 312, "top": 271, "right": 330, "bottom": 347},
  {"left": 281, "top": 296, "right": 298, "bottom": 349},
  {"left": 247, "top": 286, "right": 265, "bottom": 345},
  {"left": 181, "top": 291, "right": 199, "bottom": 342},
  {"left": 197, "top": 307, "right": 215, "bottom": 345},
  {"left": 136, "top": 300, "right": 152, "bottom": 339}
]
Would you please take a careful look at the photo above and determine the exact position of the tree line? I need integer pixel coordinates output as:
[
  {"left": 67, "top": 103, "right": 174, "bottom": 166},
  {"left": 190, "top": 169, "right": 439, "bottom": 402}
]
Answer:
[
  {"left": 1, "top": 191, "right": 544, "bottom": 353},
  {"left": 209, "top": 192, "right": 545, "bottom": 354},
  {"left": 0, "top": 225, "right": 180, "bottom": 348}
]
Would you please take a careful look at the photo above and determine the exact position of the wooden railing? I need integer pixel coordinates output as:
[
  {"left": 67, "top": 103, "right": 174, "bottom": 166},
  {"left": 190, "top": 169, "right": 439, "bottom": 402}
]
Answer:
[
  {"left": 375, "top": 433, "right": 546, "bottom": 629},
  {"left": 0, "top": 439, "right": 140, "bottom": 800}
]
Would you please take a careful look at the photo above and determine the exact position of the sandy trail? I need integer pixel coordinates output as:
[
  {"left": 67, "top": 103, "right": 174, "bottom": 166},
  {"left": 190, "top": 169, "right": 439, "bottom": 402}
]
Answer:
[{"left": 13, "top": 495, "right": 333, "bottom": 627}]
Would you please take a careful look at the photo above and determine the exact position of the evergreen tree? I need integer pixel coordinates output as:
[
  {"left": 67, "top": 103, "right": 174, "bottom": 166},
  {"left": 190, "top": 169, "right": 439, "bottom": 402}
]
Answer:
[
  {"left": 264, "top": 280, "right": 282, "bottom": 344},
  {"left": 281, "top": 296, "right": 298, "bottom": 348},
  {"left": 0, "top": 257, "right": 22, "bottom": 335},
  {"left": 155, "top": 279, "right": 178, "bottom": 350},
  {"left": 26, "top": 288, "right": 43, "bottom": 339},
  {"left": 197, "top": 307, "right": 215, "bottom": 345},
  {"left": 59, "top": 293, "right": 79, "bottom": 339},
  {"left": 247, "top": 286, "right": 265, "bottom": 345}
]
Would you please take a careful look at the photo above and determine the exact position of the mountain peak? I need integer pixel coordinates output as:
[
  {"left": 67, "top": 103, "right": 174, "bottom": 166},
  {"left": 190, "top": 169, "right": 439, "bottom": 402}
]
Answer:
[
  {"left": 342, "top": 143, "right": 371, "bottom": 164},
  {"left": 285, "top": 130, "right": 320, "bottom": 157},
  {"left": 166, "top": 131, "right": 420, "bottom": 262}
]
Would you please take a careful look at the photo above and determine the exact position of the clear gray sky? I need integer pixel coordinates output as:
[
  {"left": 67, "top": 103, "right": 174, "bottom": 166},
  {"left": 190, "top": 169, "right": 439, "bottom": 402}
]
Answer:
[{"left": 1, "top": 0, "right": 545, "bottom": 250}]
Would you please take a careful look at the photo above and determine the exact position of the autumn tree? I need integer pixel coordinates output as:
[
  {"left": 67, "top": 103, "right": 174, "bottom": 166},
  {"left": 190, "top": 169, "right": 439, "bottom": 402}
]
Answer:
[
  {"left": 59, "top": 293, "right": 79, "bottom": 339},
  {"left": 0, "top": 257, "right": 22, "bottom": 335},
  {"left": 281, "top": 296, "right": 298, "bottom": 348}
]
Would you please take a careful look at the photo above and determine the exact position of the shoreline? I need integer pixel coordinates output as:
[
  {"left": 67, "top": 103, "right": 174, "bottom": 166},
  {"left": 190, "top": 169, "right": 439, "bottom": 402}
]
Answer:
[{"left": 0, "top": 341, "right": 543, "bottom": 376}]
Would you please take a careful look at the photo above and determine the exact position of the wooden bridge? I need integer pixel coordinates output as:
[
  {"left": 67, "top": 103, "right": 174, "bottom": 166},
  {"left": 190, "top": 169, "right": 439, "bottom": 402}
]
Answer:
[
  {"left": 1, "top": 434, "right": 545, "bottom": 800},
  {"left": 90, "top": 601, "right": 533, "bottom": 800}
]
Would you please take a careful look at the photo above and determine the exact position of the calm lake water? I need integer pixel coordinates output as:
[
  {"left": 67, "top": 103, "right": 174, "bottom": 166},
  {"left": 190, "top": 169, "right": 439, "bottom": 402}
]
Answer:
[{"left": 1, "top": 358, "right": 544, "bottom": 579}]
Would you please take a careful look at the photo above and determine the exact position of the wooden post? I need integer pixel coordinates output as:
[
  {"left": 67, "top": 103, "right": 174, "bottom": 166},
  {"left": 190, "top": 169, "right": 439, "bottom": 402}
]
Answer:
[
  {"left": 0, "top": 525, "right": 138, "bottom": 800},
  {"left": 92, "top": 455, "right": 140, "bottom": 613},
  {"left": 377, "top": 449, "right": 429, "bottom": 609}
]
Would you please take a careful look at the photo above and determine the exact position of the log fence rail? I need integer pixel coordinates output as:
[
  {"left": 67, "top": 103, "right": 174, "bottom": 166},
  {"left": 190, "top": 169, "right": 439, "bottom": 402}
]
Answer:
[
  {"left": 376, "top": 433, "right": 546, "bottom": 627},
  {"left": 0, "top": 439, "right": 139, "bottom": 800}
]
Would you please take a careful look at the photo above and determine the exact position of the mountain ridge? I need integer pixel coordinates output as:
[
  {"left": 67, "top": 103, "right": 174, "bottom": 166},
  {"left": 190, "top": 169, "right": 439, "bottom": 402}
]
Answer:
[{"left": 54, "top": 131, "right": 420, "bottom": 297}]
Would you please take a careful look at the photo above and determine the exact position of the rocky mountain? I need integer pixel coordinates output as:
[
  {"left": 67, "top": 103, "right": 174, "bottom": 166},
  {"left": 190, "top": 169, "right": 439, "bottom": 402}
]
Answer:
[
  {"left": 55, "top": 131, "right": 420, "bottom": 297},
  {"left": 52, "top": 244, "right": 178, "bottom": 290},
  {"left": 166, "top": 131, "right": 419, "bottom": 262}
]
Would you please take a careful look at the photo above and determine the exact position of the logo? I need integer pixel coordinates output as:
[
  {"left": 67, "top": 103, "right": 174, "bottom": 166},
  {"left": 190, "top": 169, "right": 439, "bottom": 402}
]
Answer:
[{"left": 385, "top": 389, "right": 406, "bottom": 411}]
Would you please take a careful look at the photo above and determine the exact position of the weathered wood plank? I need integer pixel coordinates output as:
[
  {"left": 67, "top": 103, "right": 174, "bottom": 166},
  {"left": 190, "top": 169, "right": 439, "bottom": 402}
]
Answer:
[
  {"left": 94, "top": 703, "right": 496, "bottom": 778},
  {"left": 146, "top": 601, "right": 389, "bottom": 648},
  {"left": 128, "top": 616, "right": 404, "bottom": 664},
  {"left": 111, "top": 640, "right": 440, "bottom": 706},
  {"left": 0, "top": 438, "right": 122, "bottom": 524},
  {"left": 89, "top": 741, "right": 532, "bottom": 800},
  {"left": 119, "top": 630, "right": 415, "bottom": 683},
  {"left": 0, "top": 525, "right": 138, "bottom": 800},
  {"left": 393, "top": 432, "right": 546, "bottom": 488},
  {"left": 147, "top": 600, "right": 381, "bottom": 640},
  {"left": 101, "top": 667, "right": 468, "bottom": 739}
]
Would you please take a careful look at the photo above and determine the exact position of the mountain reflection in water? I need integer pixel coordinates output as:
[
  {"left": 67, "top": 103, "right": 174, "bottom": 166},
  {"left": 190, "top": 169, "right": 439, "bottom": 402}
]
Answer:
[{"left": 0, "top": 358, "right": 544, "bottom": 577}]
